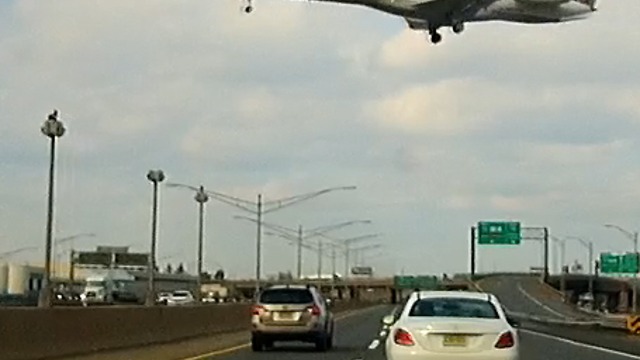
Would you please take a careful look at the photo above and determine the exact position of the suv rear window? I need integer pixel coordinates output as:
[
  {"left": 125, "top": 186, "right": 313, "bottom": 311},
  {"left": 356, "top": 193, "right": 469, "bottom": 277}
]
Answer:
[
  {"left": 259, "top": 289, "right": 314, "bottom": 304},
  {"left": 409, "top": 298, "right": 499, "bottom": 319}
]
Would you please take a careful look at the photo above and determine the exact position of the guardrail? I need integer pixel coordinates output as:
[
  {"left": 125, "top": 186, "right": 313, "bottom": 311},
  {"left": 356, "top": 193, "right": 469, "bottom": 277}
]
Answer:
[{"left": 0, "top": 300, "right": 378, "bottom": 360}]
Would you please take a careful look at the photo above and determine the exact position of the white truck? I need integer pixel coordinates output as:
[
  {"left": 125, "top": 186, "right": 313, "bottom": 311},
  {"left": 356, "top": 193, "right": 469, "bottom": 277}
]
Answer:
[{"left": 80, "top": 269, "right": 143, "bottom": 305}]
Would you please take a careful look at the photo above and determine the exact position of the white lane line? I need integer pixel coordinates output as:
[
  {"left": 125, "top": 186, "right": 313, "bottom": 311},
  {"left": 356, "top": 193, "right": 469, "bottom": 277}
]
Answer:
[
  {"left": 368, "top": 339, "right": 381, "bottom": 350},
  {"left": 521, "top": 329, "right": 640, "bottom": 359},
  {"left": 517, "top": 282, "right": 566, "bottom": 319}
]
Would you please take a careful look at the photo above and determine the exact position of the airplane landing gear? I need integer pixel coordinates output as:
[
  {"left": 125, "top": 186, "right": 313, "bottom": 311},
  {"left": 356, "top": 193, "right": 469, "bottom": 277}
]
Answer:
[
  {"left": 428, "top": 30, "right": 442, "bottom": 44},
  {"left": 452, "top": 22, "right": 464, "bottom": 34},
  {"left": 243, "top": 0, "right": 253, "bottom": 13}
]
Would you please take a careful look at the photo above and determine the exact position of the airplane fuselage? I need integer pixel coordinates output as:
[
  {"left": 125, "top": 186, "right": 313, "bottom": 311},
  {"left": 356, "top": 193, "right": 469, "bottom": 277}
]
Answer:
[{"left": 317, "top": 0, "right": 594, "bottom": 27}]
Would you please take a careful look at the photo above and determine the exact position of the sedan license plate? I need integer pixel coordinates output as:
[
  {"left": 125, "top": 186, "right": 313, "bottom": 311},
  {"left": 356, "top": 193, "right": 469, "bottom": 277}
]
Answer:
[{"left": 442, "top": 335, "right": 467, "bottom": 347}]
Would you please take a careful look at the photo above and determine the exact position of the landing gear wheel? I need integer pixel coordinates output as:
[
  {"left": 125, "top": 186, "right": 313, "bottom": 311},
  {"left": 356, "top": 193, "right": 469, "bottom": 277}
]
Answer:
[
  {"left": 244, "top": 5, "right": 253, "bottom": 13},
  {"left": 430, "top": 32, "right": 442, "bottom": 44},
  {"left": 452, "top": 22, "right": 464, "bottom": 34}
]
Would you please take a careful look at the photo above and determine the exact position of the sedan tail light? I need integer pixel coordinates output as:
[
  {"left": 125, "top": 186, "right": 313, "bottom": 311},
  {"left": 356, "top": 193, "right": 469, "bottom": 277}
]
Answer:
[
  {"left": 393, "top": 328, "right": 415, "bottom": 346},
  {"left": 495, "top": 331, "right": 515, "bottom": 349}
]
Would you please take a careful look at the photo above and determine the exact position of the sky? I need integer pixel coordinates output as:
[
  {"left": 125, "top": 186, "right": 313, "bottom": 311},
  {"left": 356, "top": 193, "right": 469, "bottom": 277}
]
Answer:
[{"left": 1, "top": 0, "right": 639, "bottom": 279}]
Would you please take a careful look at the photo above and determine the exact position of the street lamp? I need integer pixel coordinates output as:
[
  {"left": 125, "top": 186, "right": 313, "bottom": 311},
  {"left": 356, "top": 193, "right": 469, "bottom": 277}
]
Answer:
[
  {"left": 235, "top": 217, "right": 370, "bottom": 280},
  {"left": 52, "top": 233, "right": 96, "bottom": 278},
  {"left": 565, "top": 236, "right": 595, "bottom": 308},
  {"left": 39, "top": 110, "right": 66, "bottom": 308},
  {"left": 604, "top": 224, "right": 639, "bottom": 313},
  {"left": 166, "top": 183, "right": 210, "bottom": 302},
  {"left": 0, "top": 246, "right": 39, "bottom": 261},
  {"left": 146, "top": 169, "right": 165, "bottom": 306},
  {"left": 173, "top": 184, "right": 356, "bottom": 296},
  {"left": 550, "top": 236, "right": 567, "bottom": 275},
  {"left": 320, "top": 233, "right": 381, "bottom": 279}
]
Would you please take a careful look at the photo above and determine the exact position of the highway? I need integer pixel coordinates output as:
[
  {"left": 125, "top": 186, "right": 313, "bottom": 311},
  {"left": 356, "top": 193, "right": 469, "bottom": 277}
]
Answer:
[
  {"left": 478, "top": 275, "right": 598, "bottom": 320},
  {"left": 189, "top": 303, "right": 640, "bottom": 360}
]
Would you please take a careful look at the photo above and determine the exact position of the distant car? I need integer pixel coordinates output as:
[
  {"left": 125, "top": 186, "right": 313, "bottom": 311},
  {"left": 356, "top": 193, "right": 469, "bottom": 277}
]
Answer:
[
  {"left": 157, "top": 292, "right": 172, "bottom": 305},
  {"left": 167, "top": 290, "right": 195, "bottom": 306},
  {"left": 384, "top": 291, "right": 519, "bottom": 360},
  {"left": 251, "top": 285, "right": 334, "bottom": 352}
]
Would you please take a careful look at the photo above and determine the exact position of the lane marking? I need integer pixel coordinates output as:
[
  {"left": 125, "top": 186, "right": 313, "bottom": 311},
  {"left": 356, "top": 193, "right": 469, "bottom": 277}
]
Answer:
[
  {"left": 517, "top": 282, "right": 566, "bottom": 319},
  {"left": 521, "top": 329, "right": 640, "bottom": 359},
  {"left": 368, "top": 339, "right": 380, "bottom": 350},
  {"left": 181, "top": 305, "right": 386, "bottom": 360}
]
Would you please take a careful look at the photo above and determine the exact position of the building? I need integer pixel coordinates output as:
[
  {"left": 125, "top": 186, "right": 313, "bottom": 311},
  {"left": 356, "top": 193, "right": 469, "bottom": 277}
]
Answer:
[{"left": 0, "top": 263, "right": 44, "bottom": 295}]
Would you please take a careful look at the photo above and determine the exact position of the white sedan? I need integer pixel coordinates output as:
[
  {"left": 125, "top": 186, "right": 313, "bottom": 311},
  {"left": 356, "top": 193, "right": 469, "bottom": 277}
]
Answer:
[
  {"left": 384, "top": 291, "right": 519, "bottom": 360},
  {"left": 167, "top": 290, "right": 195, "bottom": 306}
]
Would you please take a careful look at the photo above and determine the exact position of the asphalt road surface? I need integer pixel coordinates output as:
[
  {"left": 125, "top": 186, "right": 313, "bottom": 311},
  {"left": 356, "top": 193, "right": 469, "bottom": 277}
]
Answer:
[
  {"left": 192, "top": 302, "right": 640, "bottom": 360},
  {"left": 360, "top": 328, "right": 640, "bottom": 360},
  {"left": 478, "top": 275, "right": 597, "bottom": 320},
  {"left": 207, "top": 305, "right": 393, "bottom": 360}
]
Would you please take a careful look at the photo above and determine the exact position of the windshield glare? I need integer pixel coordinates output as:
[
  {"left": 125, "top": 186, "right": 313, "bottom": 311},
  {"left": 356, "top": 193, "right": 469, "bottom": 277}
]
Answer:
[{"left": 409, "top": 298, "right": 499, "bottom": 319}]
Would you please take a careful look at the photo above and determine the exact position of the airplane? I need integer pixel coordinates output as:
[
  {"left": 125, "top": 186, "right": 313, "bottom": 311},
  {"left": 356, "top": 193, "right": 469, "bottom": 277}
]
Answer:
[{"left": 240, "top": 0, "right": 598, "bottom": 44}]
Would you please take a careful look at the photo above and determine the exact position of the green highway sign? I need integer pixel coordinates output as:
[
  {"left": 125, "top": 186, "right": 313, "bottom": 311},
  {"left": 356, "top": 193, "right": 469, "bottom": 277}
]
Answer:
[
  {"left": 394, "top": 275, "right": 438, "bottom": 290},
  {"left": 600, "top": 252, "right": 639, "bottom": 274},
  {"left": 477, "top": 221, "right": 521, "bottom": 245}
]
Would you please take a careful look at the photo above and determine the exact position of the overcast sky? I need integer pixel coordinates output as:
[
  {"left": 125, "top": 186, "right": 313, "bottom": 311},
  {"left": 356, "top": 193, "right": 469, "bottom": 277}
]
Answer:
[{"left": 1, "top": 0, "right": 639, "bottom": 279}]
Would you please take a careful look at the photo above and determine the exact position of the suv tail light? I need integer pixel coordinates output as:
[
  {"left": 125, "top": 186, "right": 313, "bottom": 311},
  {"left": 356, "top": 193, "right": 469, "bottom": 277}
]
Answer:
[
  {"left": 393, "top": 328, "right": 415, "bottom": 346},
  {"left": 251, "top": 305, "right": 265, "bottom": 316},
  {"left": 495, "top": 331, "right": 515, "bottom": 349},
  {"left": 307, "top": 304, "right": 321, "bottom": 316}
]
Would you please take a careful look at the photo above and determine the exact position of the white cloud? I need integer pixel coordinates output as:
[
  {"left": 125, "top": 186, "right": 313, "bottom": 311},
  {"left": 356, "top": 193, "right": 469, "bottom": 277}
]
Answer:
[{"left": 1, "top": 0, "right": 640, "bottom": 277}]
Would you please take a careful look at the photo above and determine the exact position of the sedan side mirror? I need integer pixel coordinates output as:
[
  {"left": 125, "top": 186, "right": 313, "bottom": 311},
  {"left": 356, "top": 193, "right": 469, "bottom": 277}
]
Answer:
[{"left": 382, "top": 315, "right": 395, "bottom": 326}]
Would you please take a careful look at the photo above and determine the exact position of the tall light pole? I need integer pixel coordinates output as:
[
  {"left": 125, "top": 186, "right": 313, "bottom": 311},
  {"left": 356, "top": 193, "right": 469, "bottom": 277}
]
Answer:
[
  {"left": 604, "top": 224, "right": 639, "bottom": 313},
  {"left": 235, "top": 217, "right": 370, "bottom": 279},
  {"left": 146, "top": 170, "right": 165, "bottom": 306},
  {"left": 175, "top": 185, "right": 356, "bottom": 296},
  {"left": 194, "top": 186, "right": 209, "bottom": 302},
  {"left": 319, "top": 233, "right": 380, "bottom": 279},
  {"left": 39, "top": 110, "right": 66, "bottom": 308},
  {"left": 566, "top": 236, "right": 594, "bottom": 308},
  {"left": 166, "top": 184, "right": 210, "bottom": 302},
  {"left": 550, "top": 236, "right": 567, "bottom": 274}
]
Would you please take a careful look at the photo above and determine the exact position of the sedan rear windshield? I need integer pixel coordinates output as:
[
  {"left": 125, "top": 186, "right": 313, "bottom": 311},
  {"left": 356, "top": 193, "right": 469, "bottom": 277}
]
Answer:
[
  {"left": 409, "top": 298, "right": 499, "bottom": 319},
  {"left": 259, "top": 289, "right": 314, "bottom": 304}
]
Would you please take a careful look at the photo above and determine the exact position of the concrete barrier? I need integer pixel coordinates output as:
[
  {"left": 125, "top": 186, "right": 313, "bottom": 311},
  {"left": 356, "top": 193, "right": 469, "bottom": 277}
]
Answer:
[{"left": 0, "top": 300, "right": 376, "bottom": 360}]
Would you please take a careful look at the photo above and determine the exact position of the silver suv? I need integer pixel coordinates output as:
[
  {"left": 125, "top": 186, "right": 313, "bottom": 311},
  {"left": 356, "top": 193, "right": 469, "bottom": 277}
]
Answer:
[{"left": 251, "top": 285, "right": 335, "bottom": 352}]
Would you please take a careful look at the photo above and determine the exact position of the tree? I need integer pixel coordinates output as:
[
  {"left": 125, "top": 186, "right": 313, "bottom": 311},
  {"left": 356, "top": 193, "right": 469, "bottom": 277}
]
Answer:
[
  {"left": 176, "top": 263, "right": 185, "bottom": 274},
  {"left": 214, "top": 269, "right": 225, "bottom": 280},
  {"left": 165, "top": 263, "right": 173, "bottom": 274}
]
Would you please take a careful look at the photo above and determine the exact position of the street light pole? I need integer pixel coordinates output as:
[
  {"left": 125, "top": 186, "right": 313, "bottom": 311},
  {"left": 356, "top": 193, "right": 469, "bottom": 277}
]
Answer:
[
  {"left": 146, "top": 170, "right": 165, "bottom": 306},
  {"left": 604, "top": 224, "right": 639, "bottom": 313},
  {"left": 168, "top": 184, "right": 356, "bottom": 297},
  {"left": 297, "top": 225, "right": 303, "bottom": 279},
  {"left": 39, "top": 110, "right": 65, "bottom": 308},
  {"left": 255, "top": 194, "right": 263, "bottom": 296},
  {"left": 195, "top": 186, "right": 209, "bottom": 302}
]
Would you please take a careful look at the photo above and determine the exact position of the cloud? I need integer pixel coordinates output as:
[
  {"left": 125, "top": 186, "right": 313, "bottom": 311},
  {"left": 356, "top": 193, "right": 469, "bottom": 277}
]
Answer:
[{"left": 1, "top": 0, "right": 640, "bottom": 277}]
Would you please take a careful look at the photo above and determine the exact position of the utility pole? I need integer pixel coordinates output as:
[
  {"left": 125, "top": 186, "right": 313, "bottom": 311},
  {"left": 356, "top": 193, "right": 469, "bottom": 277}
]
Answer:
[
  {"left": 297, "top": 225, "right": 303, "bottom": 279},
  {"left": 194, "top": 186, "right": 209, "bottom": 302},
  {"left": 255, "top": 194, "right": 262, "bottom": 296}
]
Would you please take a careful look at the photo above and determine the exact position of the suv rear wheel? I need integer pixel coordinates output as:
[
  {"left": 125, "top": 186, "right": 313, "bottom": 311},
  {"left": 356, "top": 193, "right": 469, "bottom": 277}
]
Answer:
[
  {"left": 314, "top": 332, "right": 330, "bottom": 352},
  {"left": 251, "top": 337, "right": 263, "bottom": 352}
]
